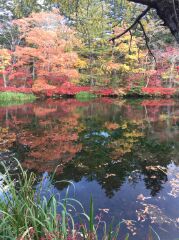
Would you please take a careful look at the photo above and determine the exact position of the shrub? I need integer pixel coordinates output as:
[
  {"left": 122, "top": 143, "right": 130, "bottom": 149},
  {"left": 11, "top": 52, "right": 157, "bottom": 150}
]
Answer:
[
  {"left": 127, "top": 86, "right": 143, "bottom": 96},
  {"left": 75, "top": 91, "right": 97, "bottom": 101},
  {"left": 142, "top": 87, "right": 176, "bottom": 97},
  {"left": 0, "top": 92, "right": 36, "bottom": 106}
]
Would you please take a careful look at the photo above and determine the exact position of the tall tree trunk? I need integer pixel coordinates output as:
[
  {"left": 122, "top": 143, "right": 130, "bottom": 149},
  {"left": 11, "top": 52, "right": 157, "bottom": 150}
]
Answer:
[
  {"left": 129, "top": 0, "right": 179, "bottom": 43},
  {"left": 3, "top": 74, "right": 7, "bottom": 88}
]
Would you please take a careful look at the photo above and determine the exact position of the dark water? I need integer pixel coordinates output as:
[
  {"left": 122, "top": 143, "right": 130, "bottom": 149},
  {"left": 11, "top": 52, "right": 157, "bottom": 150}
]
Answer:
[{"left": 0, "top": 98, "right": 179, "bottom": 239}]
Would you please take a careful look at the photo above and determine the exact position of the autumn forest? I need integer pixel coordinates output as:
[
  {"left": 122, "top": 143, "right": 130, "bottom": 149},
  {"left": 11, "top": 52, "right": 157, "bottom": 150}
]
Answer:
[
  {"left": 0, "top": 0, "right": 179, "bottom": 98},
  {"left": 0, "top": 1, "right": 179, "bottom": 240}
]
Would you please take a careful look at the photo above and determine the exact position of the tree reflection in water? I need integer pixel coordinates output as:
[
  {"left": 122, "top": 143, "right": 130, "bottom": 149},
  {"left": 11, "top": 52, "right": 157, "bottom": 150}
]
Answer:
[{"left": 0, "top": 98, "right": 179, "bottom": 239}]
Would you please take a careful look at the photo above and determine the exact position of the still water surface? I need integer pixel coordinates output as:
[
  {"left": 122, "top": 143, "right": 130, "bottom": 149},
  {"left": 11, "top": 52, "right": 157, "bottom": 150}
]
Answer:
[{"left": 0, "top": 98, "right": 179, "bottom": 239}]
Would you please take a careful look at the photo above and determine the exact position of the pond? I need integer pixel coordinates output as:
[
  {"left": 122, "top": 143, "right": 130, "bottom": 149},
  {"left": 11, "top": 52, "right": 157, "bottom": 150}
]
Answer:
[{"left": 0, "top": 98, "right": 179, "bottom": 239}]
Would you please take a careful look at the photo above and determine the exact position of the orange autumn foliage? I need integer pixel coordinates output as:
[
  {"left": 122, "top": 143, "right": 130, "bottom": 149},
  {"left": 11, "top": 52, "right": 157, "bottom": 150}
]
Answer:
[
  {"left": 13, "top": 10, "right": 80, "bottom": 92},
  {"left": 20, "top": 118, "right": 82, "bottom": 173},
  {"left": 10, "top": 104, "right": 83, "bottom": 173}
]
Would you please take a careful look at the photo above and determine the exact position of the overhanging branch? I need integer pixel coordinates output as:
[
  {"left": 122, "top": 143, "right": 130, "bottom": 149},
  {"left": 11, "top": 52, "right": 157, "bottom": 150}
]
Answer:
[
  {"left": 128, "top": 0, "right": 155, "bottom": 7},
  {"left": 109, "top": 6, "right": 156, "bottom": 62},
  {"left": 128, "top": 0, "right": 179, "bottom": 43},
  {"left": 109, "top": 6, "right": 151, "bottom": 42}
]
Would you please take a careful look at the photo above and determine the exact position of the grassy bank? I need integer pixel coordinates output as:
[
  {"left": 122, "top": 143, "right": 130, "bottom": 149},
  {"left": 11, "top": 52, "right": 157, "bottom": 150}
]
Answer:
[
  {"left": 0, "top": 162, "right": 126, "bottom": 240},
  {"left": 0, "top": 92, "right": 36, "bottom": 106}
]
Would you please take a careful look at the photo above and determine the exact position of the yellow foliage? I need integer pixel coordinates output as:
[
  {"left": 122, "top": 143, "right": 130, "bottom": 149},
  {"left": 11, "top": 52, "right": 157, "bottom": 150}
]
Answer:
[
  {"left": 109, "top": 26, "right": 147, "bottom": 79},
  {"left": 74, "top": 59, "right": 88, "bottom": 69},
  {"left": 130, "top": 120, "right": 144, "bottom": 125},
  {"left": 113, "top": 122, "right": 128, "bottom": 129},
  {"left": 132, "top": 68, "right": 145, "bottom": 73},
  {"left": 159, "top": 114, "right": 169, "bottom": 121},
  {"left": 110, "top": 139, "right": 133, "bottom": 159},
  {"left": 125, "top": 54, "right": 138, "bottom": 62},
  {"left": 0, "top": 49, "right": 11, "bottom": 70},
  {"left": 118, "top": 64, "right": 130, "bottom": 72},
  {"left": 105, "top": 118, "right": 144, "bottom": 160},
  {"left": 121, "top": 123, "right": 128, "bottom": 129},
  {"left": 117, "top": 43, "right": 129, "bottom": 54},
  {"left": 161, "top": 72, "right": 170, "bottom": 80},
  {"left": 124, "top": 131, "right": 144, "bottom": 138}
]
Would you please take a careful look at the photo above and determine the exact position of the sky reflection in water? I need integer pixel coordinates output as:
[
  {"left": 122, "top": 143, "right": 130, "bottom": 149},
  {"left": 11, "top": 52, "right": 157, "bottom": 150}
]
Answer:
[{"left": 0, "top": 98, "right": 179, "bottom": 239}]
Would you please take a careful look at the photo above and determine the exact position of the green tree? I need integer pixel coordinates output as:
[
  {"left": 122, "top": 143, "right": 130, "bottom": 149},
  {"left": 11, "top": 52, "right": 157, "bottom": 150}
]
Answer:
[{"left": 58, "top": 0, "right": 113, "bottom": 85}]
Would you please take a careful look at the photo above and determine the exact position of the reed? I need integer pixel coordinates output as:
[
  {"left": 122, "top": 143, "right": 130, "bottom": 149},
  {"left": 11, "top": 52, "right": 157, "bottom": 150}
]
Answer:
[{"left": 0, "top": 161, "right": 125, "bottom": 240}]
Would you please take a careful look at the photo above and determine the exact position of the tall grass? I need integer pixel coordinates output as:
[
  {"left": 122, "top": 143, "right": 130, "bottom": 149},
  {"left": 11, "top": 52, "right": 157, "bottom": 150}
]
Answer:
[
  {"left": 0, "top": 92, "right": 36, "bottom": 106},
  {"left": 0, "top": 161, "right": 125, "bottom": 240}
]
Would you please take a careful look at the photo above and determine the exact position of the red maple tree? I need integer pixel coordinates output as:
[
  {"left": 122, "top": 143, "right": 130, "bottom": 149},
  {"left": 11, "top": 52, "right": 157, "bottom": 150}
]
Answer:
[{"left": 12, "top": 10, "right": 80, "bottom": 93}]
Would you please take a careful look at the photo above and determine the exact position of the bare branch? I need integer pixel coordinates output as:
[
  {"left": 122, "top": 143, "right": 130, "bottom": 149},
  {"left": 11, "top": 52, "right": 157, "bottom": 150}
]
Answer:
[
  {"left": 109, "top": 6, "right": 151, "bottom": 42},
  {"left": 138, "top": 20, "right": 156, "bottom": 62}
]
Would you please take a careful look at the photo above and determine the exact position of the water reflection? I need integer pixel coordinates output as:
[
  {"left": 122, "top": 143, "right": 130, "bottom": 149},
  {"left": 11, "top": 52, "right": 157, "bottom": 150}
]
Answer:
[{"left": 0, "top": 98, "right": 179, "bottom": 239}]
